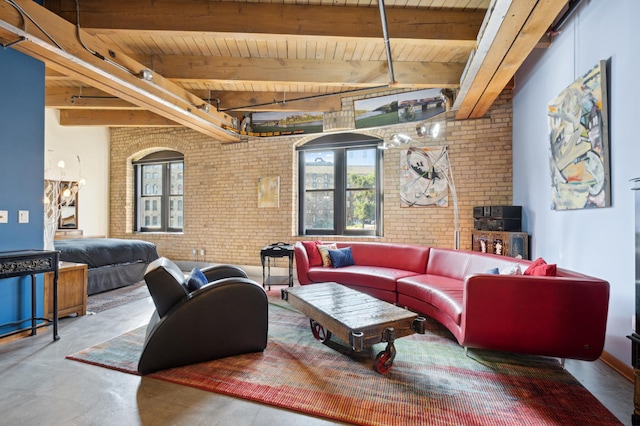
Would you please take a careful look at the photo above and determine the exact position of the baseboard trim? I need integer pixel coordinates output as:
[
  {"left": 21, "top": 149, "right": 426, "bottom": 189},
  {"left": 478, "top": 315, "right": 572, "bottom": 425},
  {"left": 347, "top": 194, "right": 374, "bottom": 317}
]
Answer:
[
  {"left": 0, "top": 323, "right": 49, "bottom": 345},
  {"left": 600, "top": 350, "right": 633, "bottom": 382}
]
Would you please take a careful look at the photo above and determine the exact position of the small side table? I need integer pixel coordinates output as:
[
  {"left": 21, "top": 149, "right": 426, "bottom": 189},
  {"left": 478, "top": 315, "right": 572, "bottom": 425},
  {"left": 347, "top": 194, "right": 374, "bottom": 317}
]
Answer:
[
  {"left": 260, "top": 243, "right": 294, "bottom": 290},
  {"left": 45, "top": 262, "right": 87, "bottom": 319}
]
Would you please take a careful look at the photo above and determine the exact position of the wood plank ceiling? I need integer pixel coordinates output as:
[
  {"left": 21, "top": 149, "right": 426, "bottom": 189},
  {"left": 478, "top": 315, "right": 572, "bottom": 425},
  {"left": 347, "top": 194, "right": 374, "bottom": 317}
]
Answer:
[{"left": 0, "top": 0, "right": 569, "bottom": 142}]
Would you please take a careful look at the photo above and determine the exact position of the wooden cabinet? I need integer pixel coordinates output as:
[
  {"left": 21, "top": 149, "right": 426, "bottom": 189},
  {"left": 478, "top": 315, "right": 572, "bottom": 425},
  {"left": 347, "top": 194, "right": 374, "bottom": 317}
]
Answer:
[
  {"left": 471, "top": 231, "right": 530, "bottom": 260},
  {"left": 44, "top": 262, "right": 87, "bottom": 319},
  {"left": 55, "top": 229, "right": 83, "bottom": 239}
]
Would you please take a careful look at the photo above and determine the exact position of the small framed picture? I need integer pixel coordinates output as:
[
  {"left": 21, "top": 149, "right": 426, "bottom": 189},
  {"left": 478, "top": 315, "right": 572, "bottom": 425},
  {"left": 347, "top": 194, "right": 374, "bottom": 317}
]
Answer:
[
  {"left": 472, "top": 233, "right": 489, "bottom": 253},
  {"left": 509, "top": 233, "right": 529, "bottom": 260},
  {"left": 492, "top": 238, "right": 504, "bottom": 256}
]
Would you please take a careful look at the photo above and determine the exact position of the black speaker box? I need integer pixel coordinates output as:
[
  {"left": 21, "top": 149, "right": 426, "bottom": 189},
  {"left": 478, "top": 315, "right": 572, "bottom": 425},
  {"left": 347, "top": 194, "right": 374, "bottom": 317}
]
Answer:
[
  {"left": 473, "top": 218, "right": 522, "bottom": 232},
  {"left": 473, "top": 205, "right": 522, "bottom": 220}
]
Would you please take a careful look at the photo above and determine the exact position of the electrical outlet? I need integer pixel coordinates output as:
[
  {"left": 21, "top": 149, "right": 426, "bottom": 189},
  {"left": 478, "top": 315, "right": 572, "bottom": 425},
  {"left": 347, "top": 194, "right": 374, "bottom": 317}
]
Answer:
[
  {"left": 0, "top": 210, "right": 7, "bottom": 223},
  {"left": 18, "top": 210, "right": 29, "bottom": 223}
]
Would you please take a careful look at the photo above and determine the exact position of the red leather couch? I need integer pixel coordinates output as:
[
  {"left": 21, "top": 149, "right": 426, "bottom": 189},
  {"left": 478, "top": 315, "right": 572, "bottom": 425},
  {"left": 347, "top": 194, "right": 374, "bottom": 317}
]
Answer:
[{"left": 294, "top": 241, "right": 610, "bottom": 361}]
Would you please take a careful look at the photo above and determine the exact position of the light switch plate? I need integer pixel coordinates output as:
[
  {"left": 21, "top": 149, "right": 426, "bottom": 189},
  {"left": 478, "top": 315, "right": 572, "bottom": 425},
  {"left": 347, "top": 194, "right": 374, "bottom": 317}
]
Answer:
[
  {"left": 0, "top": 210, "right": 7, "bottom": 223},
  {"left": 18, "top": 210, "right": 29, "bottom": 223}
]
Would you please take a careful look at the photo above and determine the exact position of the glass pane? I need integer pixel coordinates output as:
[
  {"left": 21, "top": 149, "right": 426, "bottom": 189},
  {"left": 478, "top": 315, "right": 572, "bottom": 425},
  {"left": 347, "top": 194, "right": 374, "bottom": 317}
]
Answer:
[
  {"left": 304, "top": 191, "right": 334, "bottom": 230},
  {"left": 346, "top": 189, "right": 376, "bottom": 230},
  {"left": 304, "top": 151, "right": 334, "bottom": 190},
  {"left": 142, "top": 164, "right": 163, "bottom": 195},
  {"left": 141, "top": 196, "right": 161, "bottom": 229},
  {"left": 169, "top": 195, "right": 183, "bottom": 228},
  {"left": 170, "top": 162, "right": 184, "bottom": 195},
  {"left": 347, "top": 148, "right": 375, "bottom": 189}
]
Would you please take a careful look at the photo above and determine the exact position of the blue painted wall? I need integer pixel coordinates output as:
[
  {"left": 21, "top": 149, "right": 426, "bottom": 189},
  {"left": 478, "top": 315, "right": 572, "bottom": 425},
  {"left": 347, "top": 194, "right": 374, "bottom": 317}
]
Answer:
[{"left": 0, "top": 46, "right": 46, "bottom": 333}]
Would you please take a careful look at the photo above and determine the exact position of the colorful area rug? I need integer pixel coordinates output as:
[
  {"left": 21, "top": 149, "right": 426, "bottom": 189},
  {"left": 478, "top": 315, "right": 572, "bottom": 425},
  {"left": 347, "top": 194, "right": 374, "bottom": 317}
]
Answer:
[{"left": 67, "top": 296, "right": 622, "bottom": 425}]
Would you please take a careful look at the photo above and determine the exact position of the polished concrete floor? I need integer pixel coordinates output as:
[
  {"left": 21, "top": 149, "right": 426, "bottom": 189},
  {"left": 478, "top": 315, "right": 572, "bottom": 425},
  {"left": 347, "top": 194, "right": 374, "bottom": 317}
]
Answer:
[{"left": 0, "top": 275, "right": 634, "bottom": 426}]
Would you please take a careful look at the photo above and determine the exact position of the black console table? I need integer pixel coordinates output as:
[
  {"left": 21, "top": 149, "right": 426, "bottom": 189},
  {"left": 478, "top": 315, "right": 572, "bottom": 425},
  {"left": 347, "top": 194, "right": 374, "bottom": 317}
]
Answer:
[
  {"left": 260, "top": 243, "right": 294, "bottom": 290},
  {"left": 0, "top": 250, "right": 60, "bottom": 341}
]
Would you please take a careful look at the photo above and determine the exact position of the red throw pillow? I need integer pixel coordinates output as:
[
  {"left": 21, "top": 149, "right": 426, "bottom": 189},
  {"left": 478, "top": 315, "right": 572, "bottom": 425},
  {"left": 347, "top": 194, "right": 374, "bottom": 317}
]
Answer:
[
  {"left": 530, "top": 263, "right": 557, "bottom": 276},
  {"left": 524, "top": 257, "right": 546, "bottom": 275},
  {"left": 301, "top": 241, "right": 323, "bottom": 267},
  {"left": 524, "top": 257, "right": 557, "bottom": 276}
]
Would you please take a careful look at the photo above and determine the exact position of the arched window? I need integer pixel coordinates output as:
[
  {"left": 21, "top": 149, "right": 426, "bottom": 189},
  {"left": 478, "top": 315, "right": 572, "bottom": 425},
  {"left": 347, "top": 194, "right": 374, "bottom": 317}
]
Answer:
[{"left": 133, "top": 150, "right": 184, "bottom": 232}]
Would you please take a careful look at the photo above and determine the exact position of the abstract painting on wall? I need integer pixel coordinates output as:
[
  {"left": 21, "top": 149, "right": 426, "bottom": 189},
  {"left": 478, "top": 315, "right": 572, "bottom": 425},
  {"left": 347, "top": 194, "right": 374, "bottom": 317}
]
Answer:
[
  {"left": 258, "top": 176, "right": 279, "bottom": 208},
  {"left": 400, "top": 146, "right": 450, "bottom": 207},
  {"left": 547, "top": 60, "right": 610, "bottom": 210}
]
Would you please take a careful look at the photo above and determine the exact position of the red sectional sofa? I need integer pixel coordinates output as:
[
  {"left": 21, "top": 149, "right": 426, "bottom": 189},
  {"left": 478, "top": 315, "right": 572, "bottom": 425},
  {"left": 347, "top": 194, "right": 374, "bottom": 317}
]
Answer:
[{"left": 294, "top": 241, "right": 610, "bottom": 361}]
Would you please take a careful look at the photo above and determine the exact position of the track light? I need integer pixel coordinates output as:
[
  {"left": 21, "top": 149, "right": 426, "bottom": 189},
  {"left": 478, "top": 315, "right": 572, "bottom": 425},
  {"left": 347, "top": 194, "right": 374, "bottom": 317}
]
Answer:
[
  {"left": 137, "top": 69, "right": 154, "bottom": 81},
  {"left": 391, "top": 133, "right": 412, "bottom": 145},
  {"left": 377, "top": 141, "right": 396, "bottom": 150},
  {"left": 416, "top": 122, "right": 441, "bottom": 138},
  {"left": 196, "top": 103, "right": 210, "bottom": 113}
]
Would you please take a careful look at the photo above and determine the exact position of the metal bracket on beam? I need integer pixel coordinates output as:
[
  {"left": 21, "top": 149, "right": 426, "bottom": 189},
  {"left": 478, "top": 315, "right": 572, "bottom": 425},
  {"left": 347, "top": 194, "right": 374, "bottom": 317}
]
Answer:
[{"left": 1, "top": 35, "right": 24, "bottom": 48}]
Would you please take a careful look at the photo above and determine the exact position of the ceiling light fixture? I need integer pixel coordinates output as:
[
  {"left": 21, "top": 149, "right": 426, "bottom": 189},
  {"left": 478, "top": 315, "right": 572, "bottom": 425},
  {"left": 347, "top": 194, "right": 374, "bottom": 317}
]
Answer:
[
  {"left": 416, "top": 122, "right": 442, "bottom": 138},
  {"left": 377, "top": 141, "right": 396, "bottom": 150},
  {"left": 196, "top": 103, "right": 210, "bottom": 113},
  {"left": 391, "top": 133, "right": 412, "bottom": 145},
  {"left": 138, "top": 69, "right": 154, "bottom": 81}
]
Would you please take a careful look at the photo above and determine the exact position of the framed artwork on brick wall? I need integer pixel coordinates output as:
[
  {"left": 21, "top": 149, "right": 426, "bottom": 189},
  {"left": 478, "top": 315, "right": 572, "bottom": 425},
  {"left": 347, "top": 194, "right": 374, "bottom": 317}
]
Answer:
[
  {"left": 547, "top": 59, "right": 611, "bottom": 210},
  {"left": 354, "top": 88, "right": 446, "bottom": 129},
  {"left": 400, "top": 146, "right": 450, "bottom": 208},
  {"left": 258, "top": 176, "right": 279, "bottom": 208}
]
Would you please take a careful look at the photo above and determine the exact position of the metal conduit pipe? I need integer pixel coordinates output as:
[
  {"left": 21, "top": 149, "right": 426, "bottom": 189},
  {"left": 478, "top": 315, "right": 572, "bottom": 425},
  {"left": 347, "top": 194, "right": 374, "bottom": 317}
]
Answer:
[{"left": 378, "top": 0, "right": 397, "bottom": 86}]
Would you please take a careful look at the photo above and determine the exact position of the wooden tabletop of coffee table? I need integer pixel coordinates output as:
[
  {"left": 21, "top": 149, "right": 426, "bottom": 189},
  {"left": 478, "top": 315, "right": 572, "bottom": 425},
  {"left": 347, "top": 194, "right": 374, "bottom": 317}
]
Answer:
[{"left": 283, "top": 282, "right": 420, "bottom": 351}]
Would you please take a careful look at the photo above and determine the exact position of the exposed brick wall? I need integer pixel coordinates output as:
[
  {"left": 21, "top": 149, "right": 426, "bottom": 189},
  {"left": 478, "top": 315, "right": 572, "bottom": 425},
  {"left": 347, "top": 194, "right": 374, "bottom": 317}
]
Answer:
[{"left": 110, "top": 91, "right": 513, "bottom": 266}]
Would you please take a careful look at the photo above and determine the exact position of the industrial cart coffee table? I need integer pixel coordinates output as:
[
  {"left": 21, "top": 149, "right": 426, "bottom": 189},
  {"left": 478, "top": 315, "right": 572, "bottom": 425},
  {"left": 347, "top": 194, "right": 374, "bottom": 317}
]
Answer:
[{"left": 282, "top": 282, "right": 425, "bottom": 374}]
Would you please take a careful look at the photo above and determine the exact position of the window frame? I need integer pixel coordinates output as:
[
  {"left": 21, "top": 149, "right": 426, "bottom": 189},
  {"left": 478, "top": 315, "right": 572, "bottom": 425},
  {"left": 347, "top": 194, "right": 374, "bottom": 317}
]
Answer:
[
  {"left": 297, "top": 134, "right": 383, "bottom": 237},
  {"left": 134, "top": 150, "right": 184, "bottom": 233}
]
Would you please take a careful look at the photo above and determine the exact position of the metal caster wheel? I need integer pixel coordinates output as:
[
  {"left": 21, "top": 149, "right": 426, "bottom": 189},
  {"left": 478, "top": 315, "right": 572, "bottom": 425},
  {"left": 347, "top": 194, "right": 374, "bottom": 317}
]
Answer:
[
  {"left": 374, "top": 350, "right": 393, "bottom": 374},
  {"left": 310, "top": 319, "right": 332, "bottom": 343}
]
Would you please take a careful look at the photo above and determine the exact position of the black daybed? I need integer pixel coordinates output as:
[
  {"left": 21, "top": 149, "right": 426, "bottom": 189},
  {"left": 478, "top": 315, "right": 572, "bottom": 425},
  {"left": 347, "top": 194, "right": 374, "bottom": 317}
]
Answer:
[{"left": 54, "top": 238, "right": 160, "bottom": 295}]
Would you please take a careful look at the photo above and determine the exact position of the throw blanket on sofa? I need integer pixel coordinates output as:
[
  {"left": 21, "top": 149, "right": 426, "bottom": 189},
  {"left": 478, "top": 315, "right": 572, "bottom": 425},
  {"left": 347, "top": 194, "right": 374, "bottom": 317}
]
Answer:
[
  {"left": 55, "top": 238, "right": 160, "bottom": 295},
  {"left": 55, "top": 238, "right": 159, "bottom": 268}
]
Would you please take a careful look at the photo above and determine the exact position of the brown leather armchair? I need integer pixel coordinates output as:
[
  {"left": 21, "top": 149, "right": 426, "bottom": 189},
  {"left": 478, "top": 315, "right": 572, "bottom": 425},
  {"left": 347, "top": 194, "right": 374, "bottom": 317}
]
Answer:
[{"left": 138, "top": 257, "right": 268, "bottom": 375}]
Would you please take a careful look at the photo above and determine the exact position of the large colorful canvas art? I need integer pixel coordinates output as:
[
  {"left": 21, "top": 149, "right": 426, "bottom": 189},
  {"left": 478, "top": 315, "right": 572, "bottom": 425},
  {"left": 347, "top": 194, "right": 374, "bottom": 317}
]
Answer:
[
  {"left": 547, "top": 60, "right": 610, "bottom": 210},
  {"left": 400, "top": 146, "right": 450, "bottom": 207}
]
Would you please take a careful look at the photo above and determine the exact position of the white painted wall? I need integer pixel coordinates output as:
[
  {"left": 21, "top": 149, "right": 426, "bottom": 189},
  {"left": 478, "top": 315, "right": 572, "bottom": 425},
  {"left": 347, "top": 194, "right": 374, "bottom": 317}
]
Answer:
[
  {"left": 513, "top": 0, "right": 638, "bottom": 365},
  {"left": 44, "top": 109, "right": 110, "bottom": 237}
]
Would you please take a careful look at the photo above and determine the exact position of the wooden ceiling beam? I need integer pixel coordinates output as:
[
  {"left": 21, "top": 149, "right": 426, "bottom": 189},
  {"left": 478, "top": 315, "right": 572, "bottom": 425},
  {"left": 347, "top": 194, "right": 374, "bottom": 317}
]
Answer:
[
  {"left": 205, "top": 86, "right": 409, "bottom": 113},
  {"left": 453, "top": 0, "right": 567, "bottom": 119},
  {"left": 145, "top": 55, "right": 465, "bottom": 88},
  {"left": 195, "top": 90, "right": 342, "bottom": 113},
  {"left": 454, "top": 0, "right": 537, "bottom": 118},
  {"left": 59, "top": 109, "right": 180, "bottom": 127},
  {"left": 46, "top": 86, "right": 138, "bottom": 109},
  {"left": 45, "top": 67, "right": 73, "bottom": 81},
  {"left": 47, "top": 85, "right": 344, "bottom": 112},
  {"left": 0, "top": 0, "right": 240, "bottom": 141},
  {"left": 469, "top": 0, "right": 568, "bottom": 118},
  {"left": 46, "top": 1, "right": 485, "bottom": 41}
]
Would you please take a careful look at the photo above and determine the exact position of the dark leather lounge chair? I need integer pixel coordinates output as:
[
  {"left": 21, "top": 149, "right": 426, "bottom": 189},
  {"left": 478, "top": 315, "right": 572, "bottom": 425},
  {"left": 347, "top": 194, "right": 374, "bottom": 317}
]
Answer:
[{"left": 138, "top": 257, "right": 268, "bottom": 375}]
